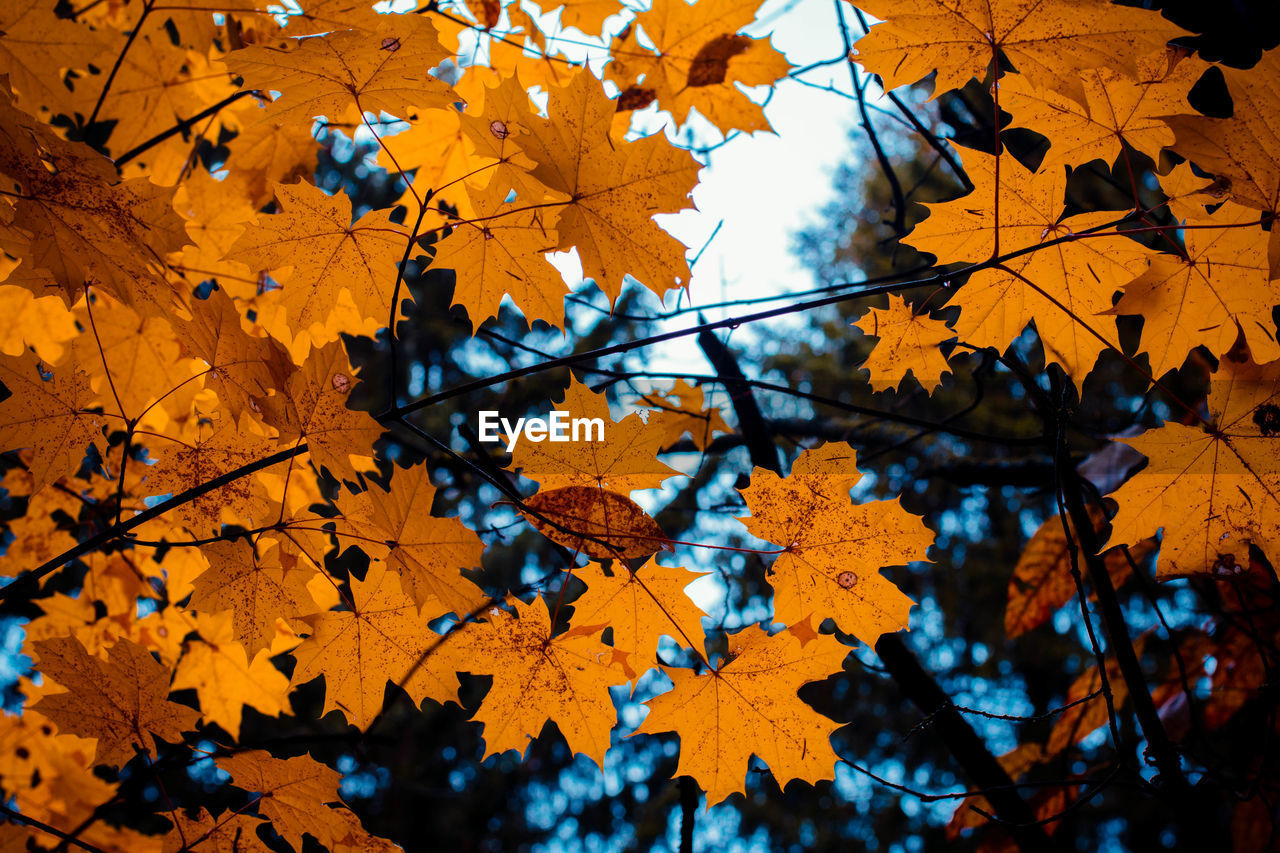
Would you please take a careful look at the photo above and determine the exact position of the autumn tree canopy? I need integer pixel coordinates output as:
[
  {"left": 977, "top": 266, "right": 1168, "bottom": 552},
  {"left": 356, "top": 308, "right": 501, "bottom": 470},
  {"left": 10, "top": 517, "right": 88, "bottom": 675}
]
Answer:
[{"left": 0, "top": 0, "right": 1278, "bottom": 850}]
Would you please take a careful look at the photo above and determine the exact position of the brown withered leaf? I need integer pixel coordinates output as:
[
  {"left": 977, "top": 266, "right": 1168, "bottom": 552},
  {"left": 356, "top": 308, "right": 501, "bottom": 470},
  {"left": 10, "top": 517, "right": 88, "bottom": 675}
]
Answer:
[
  {"left": 1005, "top": 508, "right": 1153, "bottom": 638},
  {"left": 522, "top": 485, "right": 672, "bottom": 560}
]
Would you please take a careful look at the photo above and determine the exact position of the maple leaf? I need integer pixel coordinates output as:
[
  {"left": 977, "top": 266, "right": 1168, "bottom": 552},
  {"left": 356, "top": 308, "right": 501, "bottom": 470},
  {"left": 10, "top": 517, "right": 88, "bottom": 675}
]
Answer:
[
  {"left": 605, "top": 0, "right": 791, "bottom": 134},
  {"left": 0, "top": 281, "right": 77, "bottom": 363},
  {"left": 278, "top": 0, "right": 384, "bottom": 36},
  {"left": 171, "top": 611, "right": 291, "bottom": 740},
  {"left": 0, "top": 0, "right": 112, "bottom": 118},
  {"left": 217, "top": 750, "right": 361, "bottom": 853},
  {"left": 1045, "top": 641, "right": 1145, "bottom": 756},
  {"left": 162, "top": 808, "right": 271, "bottom": 853},
  {"left": 1110, "top": 201, "right": 1278, "bottom": 375},
  {"left": 74, "top": 295, "right": 199, "bottom": 419},
  {"left": 0, "top": 469, "right": 79, "bottom": 572},
  {"left": 570, "top": 559, "right": 709, "bottom": 677},
  {"left": 453, "top": 595, "right": 629, "bottom": 767},
  {"left": 31, "top": 636, "right": 200, "bottom": 768},
  {"left": 509, "top": 377, "right": 682, "bottom": 493},
  {"left": 0, "top": 349, "right": 102, "bottom": 495},
  {"left": 1107, "top": 343, "right": 1280, "bottom": 578},
  {"left": 0, "top": 97, "right": 190, "bottom": 312},
  {"left": 221, "top": 117, "right": 320, "bottom": 210},
  {"left": 290, "top": 563, "right": 464, "bottom": 730},
  {"left": 170, "top": 171, "right": 259, "bottom": 297},
  {"left": 142, "top": 413, "right": 279, "bottom": 534},
  {"left": 738, "top": 443, "right": 932, "bottom": 645},
  {"left": 516, "top": 70, "right": 700, "bottom": 304},
  {"left": 259, "top": 339, "right": 384, "bottom": 484},
  {"left": 91, "top": 38, "right": 237, "bottom": 170},
  {"left": 173, "top": 287, "right": 296, "bottom": 422},
  {"left": 375, "top": 104, "right": 478, "bottom": 215},
  {"left": 904, "top": 146, "right": 1151, "bottom": 382},
  {"left": 333, "top": 462, "right": 487, "bottom": 616},
  {"left": 1003, "top": 48, "right": 1204, "bottom": 171},
  {"left": 226, "top": 14, "right": 457, "bottom": 126},
  {"left": 522, "top": 485, "right": 673, "bottom": 560},
  {"left": 636, "top": 379, "right": 731, "bottom": 450},
  {"left": 852, "top": 295, "right": 955, "bottom": 393},
  {"left": 229, "top": 181, "right": 407, "bottom": 343},
  {"left": 852, "top": 0, "right": 1188, "bottom": 102},
  {"left": 549, "top": 0, "right": 622, "bottom": 33},
  {"left": 456, "top": 75, "right": 550, "bottom": 203},
  {"left": 1165, "top": 50, "right": 1280, "bottom": 275},
  {"left": 188, "top": 539, "right": 319, "bottom": 657},
  {"left": 633, "top": 624, "right": 849, "bottom": 805},
  {"left": 434, "top": 182, "right": 568, "bottom": 330}
]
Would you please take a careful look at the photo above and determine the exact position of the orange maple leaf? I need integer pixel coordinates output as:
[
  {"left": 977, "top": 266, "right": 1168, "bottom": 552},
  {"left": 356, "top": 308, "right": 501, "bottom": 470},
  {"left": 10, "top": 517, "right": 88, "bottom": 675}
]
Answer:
[
  {"left": 31, "top": 636, "right": 200, "bottom": 768},
  {"left": 738, "top": 443, "right": 932, "bottom": 645},
  {"left": 290, "top": 564, "right": 464, "bottom": 730},
  {"left": 453, "top": 595, "right": 629, "bottom": 767},
  {"left": 633, "top": 624, "right": 850, "bottom": 806}
]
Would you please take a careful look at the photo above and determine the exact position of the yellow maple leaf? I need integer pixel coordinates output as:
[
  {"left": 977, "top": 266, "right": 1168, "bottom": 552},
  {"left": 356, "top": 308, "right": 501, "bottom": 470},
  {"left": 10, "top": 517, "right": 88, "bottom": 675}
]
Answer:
[
  {"left": 0, "top": 349, "right": 103, "bottom": 494},
  {"left": 853, "top": 0, "right": 1188, "bottom": 102},
  {"left": 333, "top": 461, "right": 487, "bottom": 617},
  {"left": 508, "top": 376, "right": 683, "bottom": 493},
  {"left": 73, "top": 295, "right": 201, "bottom": 420},
  {"left": 1108, "top": 343, "right": 1280, "bottom": 578},
  {"left": 217, "top": 750, "right": 364, "bottom": 853},
  {"left": 0, "top": 96, "right": 190, "bottom": 312},
  {"left": 1003, "top": 48, "right": 1205, "bottom": 171},
  {"left": 374, "top": 104, "right": 478, "bottom": 215},
  {"left": 31, "top": 636, "right": 201, "bottom": 768},
  {"left": 142, "top": 413, "right": 279, "bottom": 534},
  {"left": 435, "top": 182, "right": 568, "bottom": 330},
  {"left": 0, "top": 283, "right": 77, "bottom": 363},
  {"left": 1165, "top": 50, "right": 1280, "bottom": 220},
  {"left": 228, "top": 181, "right": 407, "bottom": 344},
  {"left": 454, "top": 595, "right": 629, "bottom": 767},
  {"left": 515, "top": 70, "right": 700, "bottom": 304},
  {"left": 636, "top": 379, "right": 731, "bottom": 451},
  {"left": 226, "top": 14, "right": 456, "bottom": 125},
  {"left": 91, "top": 39, "right": 237, "bottom": 171},
  {"left": 258, "top": 339, "right": 384, "bottom": 484},
  {"left": 904, "top": 146, "right": 1151, "bottom": 382},
  {"left": 852, "top": 294, "right": 955, "bottom": 393},
  {"left": 570, "top": 559, "right": 709, "bottom": 677},
  {"left": 1111, "top": 201, "right": 1277, "bottom": 375},
  {"left": 606, "top": 0, "right": 791, "bottom": 134},
  {"left": 738, "top": 442, "right": 932, "bottom": 645},
  {"left": 633, "top": 624, "right": 850, "bottom": 806},
  {"left": 0, "top": 0, "right": 112, "bottom": 118},
  {"left": 290, "top": 563, "right": 464, "bottom": 730},
  {"left": 188, "top": 539, "right": 319, "bottom": 657},
  {"left": 162, "top": 808, "right": 271, "bottom": 853},
  {"left": 171, "top": 610, "right": 291, "bottom": 739},
  {"left": 172, "top": 286, "right": 296, "bottom": 422},
  {"left": 1164, "top": 49, "right": 1280, "bottom": 279},
  {"left": 220, "top": 116, "right": 320, "bottom": 210},
  {"left": 456, "top": 74, "right": 550, "bottom": 203}
]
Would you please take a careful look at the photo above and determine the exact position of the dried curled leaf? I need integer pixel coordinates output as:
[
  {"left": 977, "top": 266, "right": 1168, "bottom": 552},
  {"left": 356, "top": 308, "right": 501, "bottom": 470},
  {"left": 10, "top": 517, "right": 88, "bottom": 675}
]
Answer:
[{"left": 522, "top": 485, "right": 673, "bottom": 560}]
